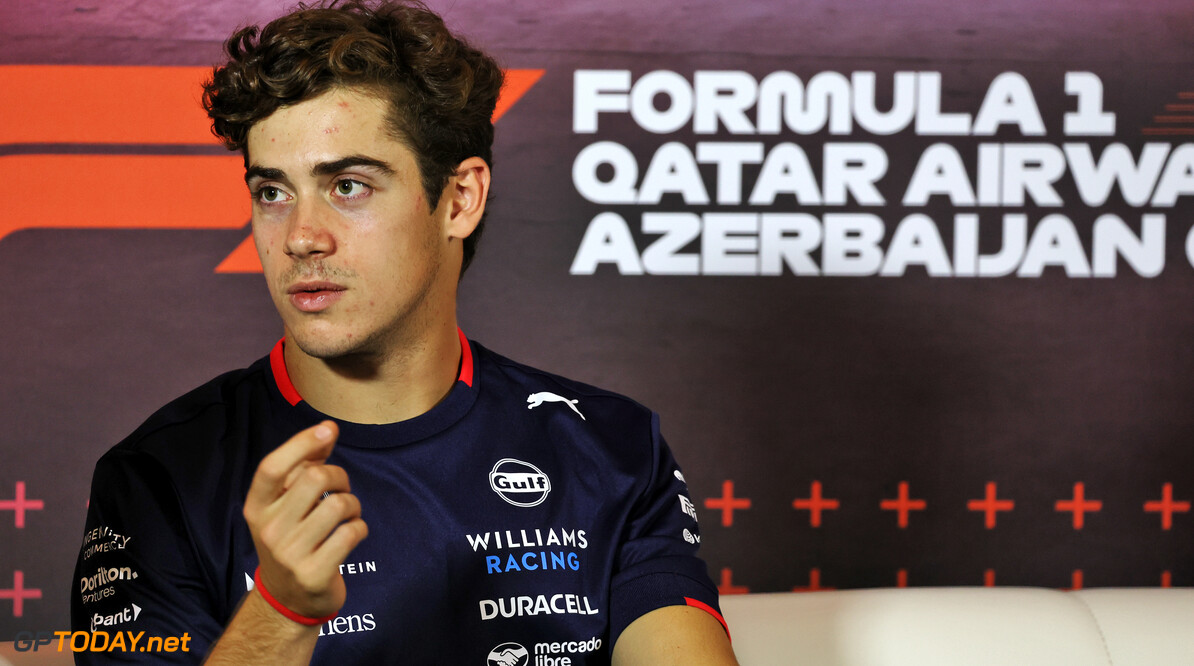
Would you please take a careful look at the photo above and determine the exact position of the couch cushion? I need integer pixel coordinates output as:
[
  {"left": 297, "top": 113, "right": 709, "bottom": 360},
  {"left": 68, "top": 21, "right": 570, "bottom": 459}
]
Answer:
[
  {"left": 719, "top": 588, "right": 1115, "bottom": 665},
  {"left": 1071, "top": 589, "right": 1194, "bottom": 666}
]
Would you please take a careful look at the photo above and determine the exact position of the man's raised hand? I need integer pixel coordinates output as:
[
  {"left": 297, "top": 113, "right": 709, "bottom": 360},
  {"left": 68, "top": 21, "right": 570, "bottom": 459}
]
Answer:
[{"left": 243, "top": 420, "right": 368, "bottom": 620}]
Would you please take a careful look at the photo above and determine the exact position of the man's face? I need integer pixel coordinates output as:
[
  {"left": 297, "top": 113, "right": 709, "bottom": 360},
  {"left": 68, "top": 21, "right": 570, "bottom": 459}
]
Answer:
[{"left": 246, "top": 88, "right": 455, "bottom": 360}]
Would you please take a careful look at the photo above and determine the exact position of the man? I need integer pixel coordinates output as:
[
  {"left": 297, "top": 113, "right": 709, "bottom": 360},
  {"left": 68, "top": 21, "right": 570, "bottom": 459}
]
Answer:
[{"left": 71, "top": 1, "right": 737, "bottom": 663}]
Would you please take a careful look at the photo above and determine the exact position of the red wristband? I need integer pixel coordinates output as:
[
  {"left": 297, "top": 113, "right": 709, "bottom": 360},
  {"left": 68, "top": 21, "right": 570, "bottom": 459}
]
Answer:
[{"left": 253, "top": 567, "right": 338, "bottom": 627}]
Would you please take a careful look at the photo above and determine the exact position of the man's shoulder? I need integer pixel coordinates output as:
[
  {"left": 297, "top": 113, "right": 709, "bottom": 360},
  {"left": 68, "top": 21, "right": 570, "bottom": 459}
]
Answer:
[
  {"left": 102, "top": 355, "right": 274, "bottom": 467},
  {"left": 473, "top": 341, "right": 656, "bottom": 428}
]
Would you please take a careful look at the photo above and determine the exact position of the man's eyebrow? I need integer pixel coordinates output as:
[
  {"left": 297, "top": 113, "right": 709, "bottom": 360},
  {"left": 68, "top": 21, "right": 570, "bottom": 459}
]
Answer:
[
  {"left": 244, "top": 166, "right": 285, "bottom": 184},
  {"left": 243, "top": 156, "right": 396, "bottom": 185},
  {"left": 312, "top": 155, "right": 396, "bottom": 177}
]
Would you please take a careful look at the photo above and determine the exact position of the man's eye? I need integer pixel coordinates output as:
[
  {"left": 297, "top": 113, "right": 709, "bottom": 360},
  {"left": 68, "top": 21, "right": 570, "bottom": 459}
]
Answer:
[
  {"left": 257, "top": 186, "right": 286, "bottom": 203},
  {"left": 335, "top": 180, "right": 368, "bottom": 197}
]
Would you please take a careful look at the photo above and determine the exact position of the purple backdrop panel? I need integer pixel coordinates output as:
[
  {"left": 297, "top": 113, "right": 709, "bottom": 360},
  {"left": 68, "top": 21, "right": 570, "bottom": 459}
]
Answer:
[{"left": 1, "top": 0, "right": 1191, "bottom": 641}]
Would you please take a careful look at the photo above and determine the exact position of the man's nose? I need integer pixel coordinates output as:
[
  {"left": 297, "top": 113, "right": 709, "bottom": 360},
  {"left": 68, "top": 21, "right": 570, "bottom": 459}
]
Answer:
[{"left": 284, "top": 198, "right": 336, "bottom": 259}]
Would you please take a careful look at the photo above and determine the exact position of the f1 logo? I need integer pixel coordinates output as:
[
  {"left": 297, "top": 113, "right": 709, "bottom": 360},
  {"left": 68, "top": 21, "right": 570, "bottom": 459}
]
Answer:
[{"left": 0, "top": 66, "right": 544, "bottom": 272}]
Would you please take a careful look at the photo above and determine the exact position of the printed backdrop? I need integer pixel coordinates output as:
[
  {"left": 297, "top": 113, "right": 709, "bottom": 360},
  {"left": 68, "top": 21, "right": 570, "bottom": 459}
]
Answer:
[{"left": 2, "top": 0, "right": 1193, "bottom": 640}]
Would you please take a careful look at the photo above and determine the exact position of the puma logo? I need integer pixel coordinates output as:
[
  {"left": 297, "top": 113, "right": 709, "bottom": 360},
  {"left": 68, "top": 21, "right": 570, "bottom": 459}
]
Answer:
[{"left": 527, "top": 392, "right": 586, "bottom": 420}]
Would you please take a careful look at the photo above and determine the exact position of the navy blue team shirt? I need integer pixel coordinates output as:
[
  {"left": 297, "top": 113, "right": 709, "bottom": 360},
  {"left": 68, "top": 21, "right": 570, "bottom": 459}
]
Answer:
[{"left": 72, "top": 331, "right": 725, "bottom": 663}]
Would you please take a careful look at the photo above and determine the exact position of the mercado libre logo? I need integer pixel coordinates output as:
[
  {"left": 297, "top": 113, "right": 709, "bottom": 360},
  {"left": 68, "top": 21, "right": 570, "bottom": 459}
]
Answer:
[
  {"left": 487, "top": 642, "right": 529, "bottom": 666},
  {"left": 0, "top": 65, "right": 544, "bottom": 272}
]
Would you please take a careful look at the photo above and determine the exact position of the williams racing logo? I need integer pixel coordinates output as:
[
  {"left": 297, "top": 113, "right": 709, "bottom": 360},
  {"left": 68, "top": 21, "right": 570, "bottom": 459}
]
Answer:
[{"left": 490, "top": 459, "right": 552, "bottom": 507}]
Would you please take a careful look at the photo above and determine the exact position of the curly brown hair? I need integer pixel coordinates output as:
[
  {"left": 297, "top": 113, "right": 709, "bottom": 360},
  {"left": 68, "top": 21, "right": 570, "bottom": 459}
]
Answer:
[{"left": 202, "top": 0, "right": 504, "bottom": 275}]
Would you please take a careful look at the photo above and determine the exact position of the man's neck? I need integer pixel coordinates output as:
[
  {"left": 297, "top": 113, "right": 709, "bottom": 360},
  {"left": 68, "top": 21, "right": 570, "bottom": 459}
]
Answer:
[{"left": 282, "top": 321, "right": 462, "bottom": 425}]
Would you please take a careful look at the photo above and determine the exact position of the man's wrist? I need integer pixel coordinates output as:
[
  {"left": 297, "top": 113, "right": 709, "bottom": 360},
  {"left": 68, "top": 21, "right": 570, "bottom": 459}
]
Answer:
[
  {"left": 253, "top": 567, "right": 339, "bottom": 626},
  {"left": 204, "top": 589, "right": 321, "bottom": 665}
]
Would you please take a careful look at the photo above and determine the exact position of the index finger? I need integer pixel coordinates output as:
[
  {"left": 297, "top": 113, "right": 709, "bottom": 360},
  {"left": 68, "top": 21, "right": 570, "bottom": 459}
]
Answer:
[{"left": 247, "top": 421, "right": 339, "bottom": 506}]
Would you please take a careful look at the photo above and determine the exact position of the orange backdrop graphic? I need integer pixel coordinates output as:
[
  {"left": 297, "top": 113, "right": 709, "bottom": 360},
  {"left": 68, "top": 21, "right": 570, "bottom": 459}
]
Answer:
[{"left": 0, "top": 65, "right": 544, "bottom": 271}]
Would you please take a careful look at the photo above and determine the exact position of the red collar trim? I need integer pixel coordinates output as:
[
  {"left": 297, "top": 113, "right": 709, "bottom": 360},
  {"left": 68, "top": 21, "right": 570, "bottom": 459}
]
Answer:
[
  {"left": 457, "top": 327, "right": 474, "bottom": 388},
  {"left": 269, "top": 328, "right": 473, "bottom": 406},
  {"left": 269, "top": 339, "right": 303, "bottom": 407}
]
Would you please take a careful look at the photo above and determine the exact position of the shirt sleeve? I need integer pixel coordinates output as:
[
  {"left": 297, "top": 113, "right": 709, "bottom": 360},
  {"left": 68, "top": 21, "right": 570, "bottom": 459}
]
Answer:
[
  {"left": 71, "top": 450, "right": 227, "bottom": 663},
  {"left": 608, "top": 413, "right": 727, "bottom": 646}
]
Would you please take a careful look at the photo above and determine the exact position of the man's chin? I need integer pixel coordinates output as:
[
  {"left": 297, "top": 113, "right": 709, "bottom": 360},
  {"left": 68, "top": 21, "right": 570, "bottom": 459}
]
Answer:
[{"left": 287, "top": 331, "right": 376, "bottom": 361}]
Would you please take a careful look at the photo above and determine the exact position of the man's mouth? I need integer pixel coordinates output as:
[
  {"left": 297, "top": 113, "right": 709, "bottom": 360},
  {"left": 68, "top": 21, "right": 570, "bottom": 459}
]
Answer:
[{"left": 286, "top": 281, "right": 346, "bottom": 312}]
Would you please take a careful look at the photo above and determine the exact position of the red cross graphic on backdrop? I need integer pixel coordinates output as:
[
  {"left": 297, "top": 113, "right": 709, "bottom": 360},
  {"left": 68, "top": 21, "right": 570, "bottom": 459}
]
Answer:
[
  {"left": 792, "top": 568, "right": 834, "bottom": 593},
  {"left": 880, "top": 482, "right": 926, "bottom": 528},
  {"left": 0, "top": 482, "right": 44, "bottom": 528},
  {"left": 704, "top": 480, "right": 751, "bottom": 527},
  {"left": 0, "top": 570, "right": 41, "bottom": 617},
  {"left": 1144, "top": 483, "right": 1190, "bottom": 530},
  {"left": 717, "top": 568, "right": 749, "bottom": 595},
  {"left": 1055, "top": 482, "right": 1102, "bottom": 529},
  {"left": 792, "top": 481, "right": 839, "bottom": 527},
  {"left": 967, "top": 482, "right": 1014, "bottom": 529}
]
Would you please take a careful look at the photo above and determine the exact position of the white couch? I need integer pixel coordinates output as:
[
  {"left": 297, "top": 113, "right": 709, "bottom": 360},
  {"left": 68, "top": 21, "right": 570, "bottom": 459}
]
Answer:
[
  {"left": 719, "top": 588, "right": 1194, "bottom": 665},
  {"left": 2, "top": 588, "right": 1189, "bottom": 664}
]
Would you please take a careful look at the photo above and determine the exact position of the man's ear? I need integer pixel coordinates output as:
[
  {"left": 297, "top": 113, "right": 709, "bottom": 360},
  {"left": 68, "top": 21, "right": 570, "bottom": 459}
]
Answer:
[{"left": 443, "top": 157, "right": 490, "bottom": 240}]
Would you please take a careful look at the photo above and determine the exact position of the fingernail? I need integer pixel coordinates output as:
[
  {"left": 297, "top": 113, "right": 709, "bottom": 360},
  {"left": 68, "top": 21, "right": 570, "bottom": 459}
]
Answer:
[{"left": 313, "top": 423, "right": 333, "bottom": 441}]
